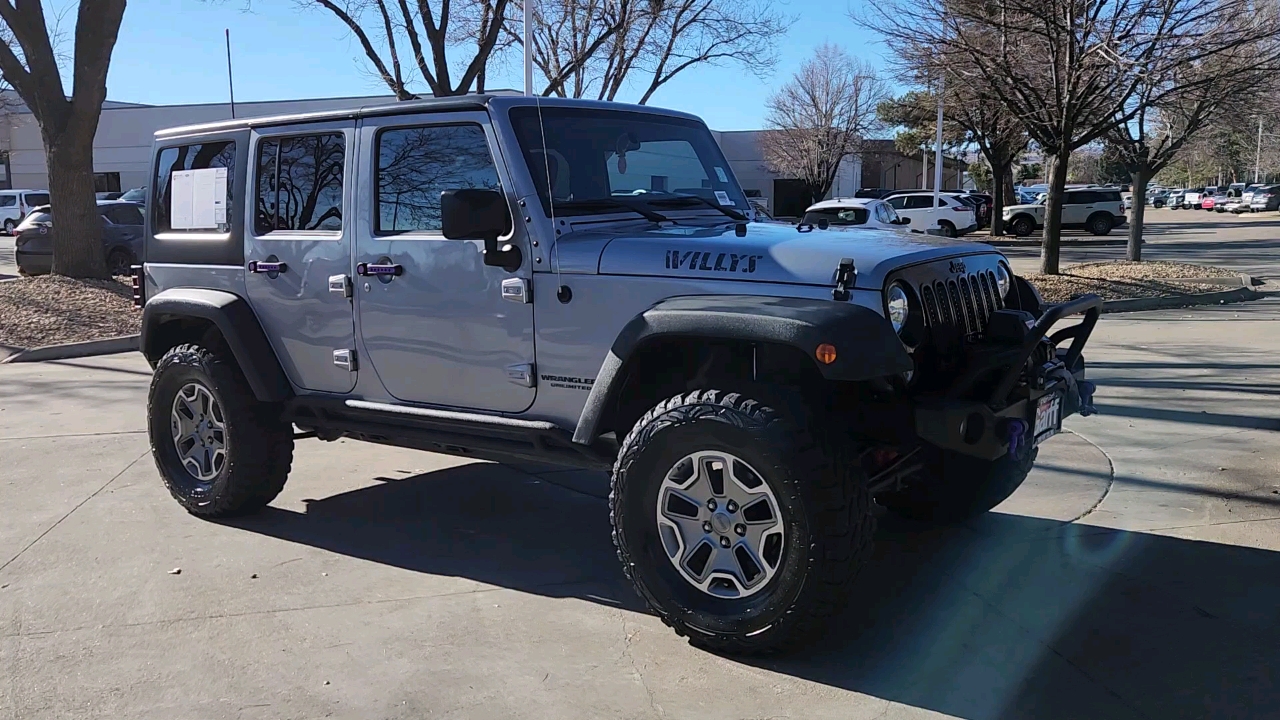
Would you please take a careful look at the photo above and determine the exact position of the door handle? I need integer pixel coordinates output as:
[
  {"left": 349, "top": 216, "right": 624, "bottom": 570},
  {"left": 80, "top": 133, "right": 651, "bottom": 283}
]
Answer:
[
  {"left": 356, "top": 262, "right": 403, "bottom": 277},
  {"left": 248, "top": 260, "right": 287, "bottom": 273}
]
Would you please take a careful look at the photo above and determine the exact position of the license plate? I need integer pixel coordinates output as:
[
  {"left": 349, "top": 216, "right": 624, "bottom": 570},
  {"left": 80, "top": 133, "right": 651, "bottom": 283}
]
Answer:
[{"left": 1032, "top": 393, "right": 1063, "bottom": 446}]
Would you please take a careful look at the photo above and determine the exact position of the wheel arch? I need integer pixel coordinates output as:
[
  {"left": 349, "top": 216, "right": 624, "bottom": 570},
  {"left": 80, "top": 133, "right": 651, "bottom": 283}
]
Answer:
[
  {"left": 141, "top": 288, "right": 292, "bottom": 402},
  {"left": 571, "top": 295, "right": 913, "bottom": 445}
]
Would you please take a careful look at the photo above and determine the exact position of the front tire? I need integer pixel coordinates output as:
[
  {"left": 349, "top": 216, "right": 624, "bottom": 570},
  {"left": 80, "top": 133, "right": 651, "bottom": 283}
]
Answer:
[
  {"left": 148, "top": 344, "right": 294, "bottom": 517},
  {"left": 879, "top": 447, "right": 1037, "bottom": 524},
  {"left": 611, "top": 390, "right": 873, "bottom": 654}
]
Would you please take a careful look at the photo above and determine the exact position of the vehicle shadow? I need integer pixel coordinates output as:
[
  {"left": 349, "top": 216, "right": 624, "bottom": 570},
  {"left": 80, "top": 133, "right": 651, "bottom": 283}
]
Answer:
[{"left": 226, "top": 461, "right": 1280, "bottom": 720}]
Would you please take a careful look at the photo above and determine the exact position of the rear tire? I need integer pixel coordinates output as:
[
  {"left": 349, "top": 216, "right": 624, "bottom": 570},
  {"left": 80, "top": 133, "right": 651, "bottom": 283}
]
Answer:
[
  {"left": 3, "top": 219, "right": 14, "bottom": 234},
  {"left": 148, "top": 343, "right": 294, "bottom": 517},
  {"left": 611, "top": 390, "right": 873, "bottom": 655},
  {"left": 879, "top": 447, "right": 1037, "bottom": 524},
  {"left": 1010, "top": 215, "right": 1035, "bottom": 237},
  {"left": 938, "top": 221, "right": 957, "bottom": 238},
  {"left": 106, "top": 248, "right": 133, "bottom": 277},
  {"left": 1087, "top": 213, "right": 1113, "bottom": 236}
]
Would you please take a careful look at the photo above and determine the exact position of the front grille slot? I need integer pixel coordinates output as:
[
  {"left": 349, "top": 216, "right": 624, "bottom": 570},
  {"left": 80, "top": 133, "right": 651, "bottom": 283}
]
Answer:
[{"left": 918, "top": 268, "right": 1004, "bottom": 339}]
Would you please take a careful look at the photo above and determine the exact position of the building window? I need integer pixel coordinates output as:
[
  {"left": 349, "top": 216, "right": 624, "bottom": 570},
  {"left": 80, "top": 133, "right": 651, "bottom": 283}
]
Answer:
[
  {"left": 375, "top": 124, "right": 500, "bottom": 234},
  {"left": 153, "top": 141, "right": 236, "bottom": 233},
  {"left": 94, "top": 172, "right": 121, "bottom": 193},
  {"left": 254, "top": 133, "right": 345, "bottom": 234}
]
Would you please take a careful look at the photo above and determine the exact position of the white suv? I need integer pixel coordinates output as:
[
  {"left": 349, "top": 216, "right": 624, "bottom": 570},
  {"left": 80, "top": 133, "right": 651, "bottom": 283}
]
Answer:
[
  {"left": 1003, "top": 188, "right": 1127, "bottom": 236},
  {"left": 884, "top": 192, "right": 977, "bottom": 237},
  {"left": 0, "top": 189, "right": 50, "bottom": 234}
]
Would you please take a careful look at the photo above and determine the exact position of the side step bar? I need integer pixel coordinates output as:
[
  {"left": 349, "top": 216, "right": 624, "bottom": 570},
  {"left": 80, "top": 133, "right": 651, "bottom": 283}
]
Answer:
[{"left": 285, "top": 397, "right": 617, "bottom": 471}]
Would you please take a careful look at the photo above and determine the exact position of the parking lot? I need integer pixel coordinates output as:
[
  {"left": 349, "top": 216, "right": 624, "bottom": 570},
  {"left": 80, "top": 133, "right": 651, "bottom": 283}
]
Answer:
[{"left": 4, "top": 212, "right": 1280, "bottom": 719}]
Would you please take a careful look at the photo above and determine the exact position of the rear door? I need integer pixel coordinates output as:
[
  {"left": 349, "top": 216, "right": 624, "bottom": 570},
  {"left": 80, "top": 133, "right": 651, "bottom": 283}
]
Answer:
[
  {"left": 245, "top": 121, "right": 358, "bottom": 394},
  {"left": 1061, "top": 191, "right": 1091, "bottom": 224}
]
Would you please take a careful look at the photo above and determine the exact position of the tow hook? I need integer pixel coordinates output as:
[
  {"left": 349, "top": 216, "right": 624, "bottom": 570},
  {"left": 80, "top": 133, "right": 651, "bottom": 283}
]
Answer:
[
  {"left": 832, "top": 257, "right": 856, "bottom": 301},
  {"left": 1004, "top": 418, "right": 1028, "bottom": 459},
  {"left": 1078, "top": 380, "right": 1098, "bottom": 416}
]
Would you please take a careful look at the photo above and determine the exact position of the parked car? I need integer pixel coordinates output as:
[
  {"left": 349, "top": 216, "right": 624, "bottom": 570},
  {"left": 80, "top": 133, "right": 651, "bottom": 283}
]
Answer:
[
  {"left": 95, "top": 191, "right": 123, "bottom": 201},
  {"left": 1148, "top": 189, "right": 1171, "bottom": 207},
  {"left": 1239, "top": 184, "right": 1264, "bottom": 210},
  {"left": 853, "top": 187, "right": 892, "bottom": 199},
  {"left": 1249, "top": 184, "right": 1280, "bottom": 212},
  {"left": 1224, "top": 199, "right": 1248, "bottom": 213},
  {"left": 1165, "top": 189, "right": 1185, "bottom": 208},
  {"left": 883, "top": 191, "right": 977, "bottom": 236},
  {"left": 119, "top": 186, "right": 147, "bottom": 203},
  {"left": 1182, "top": 188, "right": 1204, "bottom": 209},
  {"left": 1002, "top": 187, "right": 1127, "bottom": 236},
  {"left": 958, "top": 192, "right": 993, "bottom": 229},
  {"left": 13, "top": 201, "right": 145, "bottom": 276},
  {"left": 1203, "top": 192, "right": 1231, "bottom": 211},
  {"left": 0, "top": 189, "right": 51, "bottom": 234},
  {"left": 801, "top": 198, "right": 912, "bottom": 231}
]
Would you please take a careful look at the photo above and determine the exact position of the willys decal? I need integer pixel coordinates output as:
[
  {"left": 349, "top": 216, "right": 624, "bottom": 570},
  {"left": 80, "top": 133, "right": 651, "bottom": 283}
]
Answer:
[{"left": 665, "top": 250, "right": 764, "bottom": 274}]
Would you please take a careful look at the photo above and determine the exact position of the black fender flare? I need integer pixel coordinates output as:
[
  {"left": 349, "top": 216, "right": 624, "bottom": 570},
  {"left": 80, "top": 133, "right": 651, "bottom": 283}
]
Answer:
[
  {"left": 141, "top": 288, "right": 292, "bottom": 402},
  {"left": 571, "top": 294, "right": 913, "bottom": 444}
]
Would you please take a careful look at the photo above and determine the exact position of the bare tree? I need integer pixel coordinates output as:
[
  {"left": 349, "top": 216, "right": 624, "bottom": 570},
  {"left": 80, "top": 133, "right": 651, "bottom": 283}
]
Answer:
[
  {"left": 760, "top": 45, "right": 888, "bottom": 205},
  {"left": 505, "top": 0, "right": 790, "bottom": 103},
  {"left": 305, "top": 0, "right": 511, "bottom": 98},
  {"left": 861, "top": 0, "right": 1280, "bottom": 274},
  {"left": 1110, "top": 33, "right": 1280, "bottom": 260},
  {"left": 0, "top": 1, "right": 127, "bottom": 278}
]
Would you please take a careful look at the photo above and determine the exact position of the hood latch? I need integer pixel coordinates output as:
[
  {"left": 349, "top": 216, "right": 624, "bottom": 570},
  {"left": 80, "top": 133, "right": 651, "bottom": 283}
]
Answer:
[{"left": 832, "top": 257, "right": 856, "bottom": 301}]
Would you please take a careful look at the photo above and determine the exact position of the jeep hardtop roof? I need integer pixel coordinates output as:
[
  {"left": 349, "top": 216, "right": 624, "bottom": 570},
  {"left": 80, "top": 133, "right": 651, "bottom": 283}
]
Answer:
[{"left": 154, "top": 95, "right": 707, "bottom": 140}]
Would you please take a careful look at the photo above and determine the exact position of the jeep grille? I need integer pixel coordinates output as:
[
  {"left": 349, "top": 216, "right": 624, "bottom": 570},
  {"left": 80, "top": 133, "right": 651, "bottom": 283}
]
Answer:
[{"left": 918, "top": 269, "right": 1004, "bottom": 337}]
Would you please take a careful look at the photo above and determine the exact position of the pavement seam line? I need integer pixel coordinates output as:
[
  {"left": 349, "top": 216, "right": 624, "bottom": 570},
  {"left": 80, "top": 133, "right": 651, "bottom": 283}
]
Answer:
[
  {"left": 1061, "top": 429, "right": 1117, "bottom": 524},
  {"left": 0, "top": 429, "right": 146, "bottom": 442},
  {"left": 0, "top": 449, "right": 149, "bottom": 577}
]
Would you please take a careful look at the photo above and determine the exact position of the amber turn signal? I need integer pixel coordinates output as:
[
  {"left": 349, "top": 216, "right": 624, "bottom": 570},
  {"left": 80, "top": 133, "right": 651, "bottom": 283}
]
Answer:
[{"left": 815, "top": 343, "right": 837, "bottom": 364}]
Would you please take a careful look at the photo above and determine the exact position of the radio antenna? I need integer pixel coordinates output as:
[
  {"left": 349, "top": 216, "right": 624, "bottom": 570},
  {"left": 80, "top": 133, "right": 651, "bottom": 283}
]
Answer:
[{"left": 533, "top": 94, "right": 566, "bottom": 301}]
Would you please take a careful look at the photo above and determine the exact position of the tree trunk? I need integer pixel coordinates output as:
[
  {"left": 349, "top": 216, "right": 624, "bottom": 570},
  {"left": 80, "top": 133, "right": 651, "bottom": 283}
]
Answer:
[
  {"left": 1040, "top": 152, "right": 1070, "bottom": 275},
  {"left": 1127, "top": 166, "right": 1148, "bottom": 262},
  {"left": 46, "top": 129, "right": 107, "bottom": 279},
  {"left": 990, "top": 162, "right": 1007, "bottom": 236}
]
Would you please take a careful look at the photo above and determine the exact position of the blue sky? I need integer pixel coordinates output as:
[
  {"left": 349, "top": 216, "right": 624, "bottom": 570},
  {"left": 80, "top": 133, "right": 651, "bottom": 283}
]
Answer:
[{"left": 105, "top": 0, "right": 896, "bottom": 130}]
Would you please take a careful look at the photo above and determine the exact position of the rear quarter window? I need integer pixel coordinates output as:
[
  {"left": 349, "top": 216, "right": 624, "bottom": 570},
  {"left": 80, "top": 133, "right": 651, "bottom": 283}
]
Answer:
[{"left": 153, "top": 140, "right": 237, "bottom": 234}]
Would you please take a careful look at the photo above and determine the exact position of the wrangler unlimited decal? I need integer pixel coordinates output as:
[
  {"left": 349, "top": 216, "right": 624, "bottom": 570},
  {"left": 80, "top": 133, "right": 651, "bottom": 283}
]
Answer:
[
  {"left": 665, "top": 250, "right": 764, "bottom": 274},
  {"left": 541, "top": 374, "right": 595, "bottom": 391}
]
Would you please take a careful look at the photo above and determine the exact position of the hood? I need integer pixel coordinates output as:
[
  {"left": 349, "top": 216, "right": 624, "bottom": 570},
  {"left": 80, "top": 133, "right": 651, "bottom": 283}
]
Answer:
[{"left": 572, "top": 222, "right": 1000, "bottom": 290}]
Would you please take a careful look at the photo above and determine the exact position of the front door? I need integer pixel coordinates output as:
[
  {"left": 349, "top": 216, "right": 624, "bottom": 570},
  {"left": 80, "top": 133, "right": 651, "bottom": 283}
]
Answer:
[
  {"left": 245, "top": 121, "right": 358, "bottom": 394},
  {"left": 354, "top": 112, "right": 535, "bottom": 413}
]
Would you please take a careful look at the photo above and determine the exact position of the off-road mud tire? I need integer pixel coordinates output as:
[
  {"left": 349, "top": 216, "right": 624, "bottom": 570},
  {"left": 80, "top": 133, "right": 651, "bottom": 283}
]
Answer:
[
  {"left": 610, "top": 390, "right": 874, "bottom": 655},
  {"left": 148, "top": 343, "right": 293, "bottom": 517}
]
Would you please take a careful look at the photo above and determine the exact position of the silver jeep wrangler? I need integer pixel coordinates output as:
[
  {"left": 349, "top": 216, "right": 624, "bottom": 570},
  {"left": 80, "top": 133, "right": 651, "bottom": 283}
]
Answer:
[{"left": 134, "top": 96, "right": 1100, "bottom": 654}]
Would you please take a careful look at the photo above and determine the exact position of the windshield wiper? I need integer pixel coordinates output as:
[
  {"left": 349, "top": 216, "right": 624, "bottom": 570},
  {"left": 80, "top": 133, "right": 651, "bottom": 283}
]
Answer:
[
  {"left": 555, "top": 198, "right": 669, "bottom": 223},
  {"left": 646, "top": 194, "right": 748, "bottom": 221}
]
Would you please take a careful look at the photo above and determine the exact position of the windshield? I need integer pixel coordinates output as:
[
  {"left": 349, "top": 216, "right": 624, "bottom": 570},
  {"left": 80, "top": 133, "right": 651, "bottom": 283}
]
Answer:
[
  {"left": 120, "top": 187, "right": 146, "bottom": 202},
  {"left": 510, "top": 107, "right": 748, "bottom": 219},
  {"left": 801, "top": 208, "right": 869, "bottom": 226},
  {"left": 17, "top": 207, "right": 51, "bottom": 230}
]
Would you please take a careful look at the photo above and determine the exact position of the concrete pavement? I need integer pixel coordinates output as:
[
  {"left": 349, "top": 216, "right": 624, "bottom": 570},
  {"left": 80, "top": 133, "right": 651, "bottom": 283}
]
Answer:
[
  {"left": 3, "top": 303, "right": 1280, "bottom": 718},
  {"left": 0, "top": 236, "right": 15, "bottom": 279}
]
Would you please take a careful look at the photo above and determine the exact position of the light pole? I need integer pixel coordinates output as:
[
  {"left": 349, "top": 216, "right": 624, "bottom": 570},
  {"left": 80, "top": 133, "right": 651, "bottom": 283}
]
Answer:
[
  {"left": 1256, "top": 118, "right": 1280, "bottom": 184},
  {"left": 933, "top": 77, "right": 944, "bottom": 203}
]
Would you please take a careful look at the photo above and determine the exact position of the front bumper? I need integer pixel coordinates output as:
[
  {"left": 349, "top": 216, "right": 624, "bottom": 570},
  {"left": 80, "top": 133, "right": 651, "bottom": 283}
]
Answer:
[{"left": 914, "top": 294, "right": 1102, "bottom": 460}]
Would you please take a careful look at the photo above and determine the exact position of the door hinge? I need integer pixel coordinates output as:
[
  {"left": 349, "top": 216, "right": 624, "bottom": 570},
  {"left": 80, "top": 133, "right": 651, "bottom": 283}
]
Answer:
[
  {"left": 333, "top": 349, "right": 356, "bottom": 372},
  {"left": 328, "top": 274, "right": 352, "bottom": 298},
  {"left": 505, "top": 363, "right": 535, "bottom": 387},
  {"left": 501, "top": 277, "right": 531, "bottom": 304}
]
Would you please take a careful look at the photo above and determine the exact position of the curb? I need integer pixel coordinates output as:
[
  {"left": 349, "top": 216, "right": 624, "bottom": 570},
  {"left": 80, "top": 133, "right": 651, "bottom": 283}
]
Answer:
[
  {"left": 1101, "top": 286, "right": 1260, "bottom": 313},
  {"left": 0, "top": 334, "right": 140, "bottom": 364}
]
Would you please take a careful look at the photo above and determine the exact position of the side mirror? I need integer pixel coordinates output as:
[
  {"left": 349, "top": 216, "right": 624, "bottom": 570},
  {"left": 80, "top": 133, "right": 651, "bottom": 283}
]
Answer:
[
  {"left": 440, "top": 188, "right": 520, "bottom": 271},
  {"left": 896, "top": 217, "right": 911, "bottom": 226}
]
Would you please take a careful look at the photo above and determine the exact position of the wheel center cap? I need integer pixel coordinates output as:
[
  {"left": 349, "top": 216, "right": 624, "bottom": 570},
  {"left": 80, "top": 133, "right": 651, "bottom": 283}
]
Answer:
[{"left": 711, "top": 512, "right": 733, "bottom": 534}]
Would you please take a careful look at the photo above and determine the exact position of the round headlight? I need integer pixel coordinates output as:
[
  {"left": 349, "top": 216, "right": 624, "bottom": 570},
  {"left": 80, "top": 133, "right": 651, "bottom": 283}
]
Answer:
[
  {"left": 996, "top": 263, "right": 1012, "bottom": 298},
  {"left": 887, "top": 283, "right": 910, "bottom": 333}
]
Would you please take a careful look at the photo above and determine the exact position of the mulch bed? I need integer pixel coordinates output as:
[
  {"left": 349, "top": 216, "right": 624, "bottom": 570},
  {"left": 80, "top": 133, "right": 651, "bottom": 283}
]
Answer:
[
  {"left": 0, "top": 275, "right": 140, "bottom": 350},
  {"left": 1024, "top": 261, "right": 1239, "bottom": 303}
]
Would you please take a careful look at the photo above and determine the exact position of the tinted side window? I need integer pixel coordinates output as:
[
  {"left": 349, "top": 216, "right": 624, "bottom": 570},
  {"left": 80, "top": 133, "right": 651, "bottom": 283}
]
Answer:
[
  {"left": 24, "top": 193, "right": 48, "bottom": 207},
  {"left": 1065, "top": 192, "right": 1092, "bottom": 205},
  {"left": 153, "top": 141, "right": 236, "bottom": 233},
  {"left": 905, "top": 196, "right": 932, "bottom": 209},
  {"left": 255, "top": 133, "right": 345, "bottom": 234},
  {"left": 376, "top": 124, "right": 499, "bottom": 234},
  {"left": 887, "top": 196, "right": 906, "bottom": 209},
  {"left": 1098, "top": 191, "right": 1122, "bottom": 202},
  {"left": 0, "top": 195, "right": 15, "bottom": 208}
]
